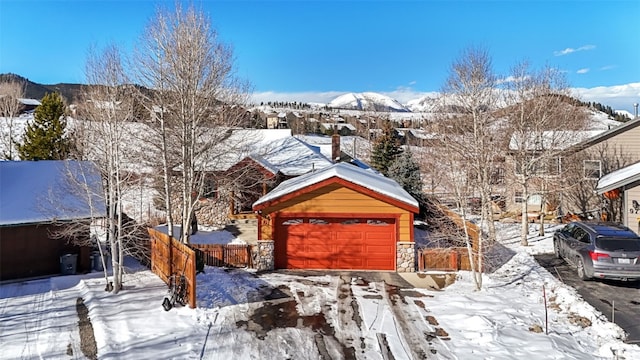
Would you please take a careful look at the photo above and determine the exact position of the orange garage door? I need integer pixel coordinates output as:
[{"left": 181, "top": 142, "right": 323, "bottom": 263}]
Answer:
[{"left": 275, "top": 217, "right": 396, "bottom": 270}]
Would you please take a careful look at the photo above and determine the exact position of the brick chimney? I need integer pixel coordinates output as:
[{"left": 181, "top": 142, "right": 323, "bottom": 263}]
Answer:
[{"left": 331, "top": 133, "right": 340, "bottom": 163}]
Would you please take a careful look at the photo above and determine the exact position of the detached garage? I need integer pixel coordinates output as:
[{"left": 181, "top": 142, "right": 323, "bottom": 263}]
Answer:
[{"left": 252, "top": 162, "right": 419, "bottom": 271}]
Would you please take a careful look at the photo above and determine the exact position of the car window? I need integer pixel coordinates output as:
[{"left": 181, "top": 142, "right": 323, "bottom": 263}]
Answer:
[
  {"left": 563, "top": 224, "right": 575, "bottom": 236},
  {"left": 595, "top": 238, "right": 640, "bottom": 251},
  {"left": 573, "top": 228, "right": 591, "bottom": 243}
]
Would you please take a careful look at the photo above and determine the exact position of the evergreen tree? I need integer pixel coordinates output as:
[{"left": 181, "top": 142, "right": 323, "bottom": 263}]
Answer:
[
  {"left": 370, "top": 120, "right": 402, "bottom": 176},
  {"left": 17, "top": 92, "right": 70, "bottom": 160},
  {"left": 387, "top": 149, "right": 423, "bottom": 199}
]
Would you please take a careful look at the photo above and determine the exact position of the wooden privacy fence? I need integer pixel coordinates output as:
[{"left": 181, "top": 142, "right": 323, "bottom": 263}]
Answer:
[
  {"left": 189, "top": 244, "right": 252, "bottom": 268},
  {"left": 416, "top": 204, "right": 482, "bottom": 272},
  {"left": 417, "top": 247, "right": 476, "bottom": 272},
  {"left": 148, "top": 228, "right": 197, "bottom": 309}
]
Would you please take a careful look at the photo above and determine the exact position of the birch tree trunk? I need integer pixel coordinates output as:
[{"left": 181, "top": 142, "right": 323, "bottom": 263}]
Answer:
[{"left": 133, "top": 3, "right": 250, "bottom": 244}]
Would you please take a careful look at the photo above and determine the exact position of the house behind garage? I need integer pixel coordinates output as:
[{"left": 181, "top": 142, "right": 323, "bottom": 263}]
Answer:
[
  {"left": 0, "top": 160, "right": 105, "bottom": 281},
  {"left": 253, "top": 162, "right": 419, "bottom": 272},
  {"left": 597, "top": 161, "right": 640, "bottom": 234}
]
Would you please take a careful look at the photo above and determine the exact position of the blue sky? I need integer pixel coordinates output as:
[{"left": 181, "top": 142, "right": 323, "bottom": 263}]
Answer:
[{"left": 1, "top": 0, "right": 639, "bottom": 112}]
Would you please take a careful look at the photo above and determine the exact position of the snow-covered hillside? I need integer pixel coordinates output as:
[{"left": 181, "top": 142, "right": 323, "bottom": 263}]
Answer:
[
  {"left": 405, "top": 94, "right": 439, "bottom": 112},
  {"left": 328, "top": 92, "right": 410, "bottom": 112}
]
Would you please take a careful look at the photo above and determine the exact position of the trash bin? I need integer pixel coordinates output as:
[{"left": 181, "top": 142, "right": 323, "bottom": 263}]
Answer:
[
  {"left": 60, "top": 254, "right": 78, "bottom": 275},
  {"left": 92, "top": 251, "right": 103, "bottom": 271}
]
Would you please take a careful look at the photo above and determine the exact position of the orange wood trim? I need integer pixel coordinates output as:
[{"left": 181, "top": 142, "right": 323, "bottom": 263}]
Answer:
[
  {"left": 409, "top": 213, "right": 414, "bottom": 242},
  {"left": 253, "top": 176, "right": 419, "bottom": 214},
  {"left": 276, "top": 212, "right": 400, "bottom": 219},
  {"left": 257, "top": 214, "right": 263, "bottom": 240}
]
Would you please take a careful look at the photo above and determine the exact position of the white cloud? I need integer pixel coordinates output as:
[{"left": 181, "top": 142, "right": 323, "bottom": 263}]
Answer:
[
  {"left": 572, "top": 82, "right": 640, "bottom": 113},
  {"left": 553, "top": 44, "right": 596, "bottom": 56},
  {"left": 576, "top": 68, "right": 590, "bottom": 74},
  {"left": 496, "top": 75, "right": 529, "bottom": 85},
  {"left": 599, "top": 65, "right": 616, "bottom": 71}
]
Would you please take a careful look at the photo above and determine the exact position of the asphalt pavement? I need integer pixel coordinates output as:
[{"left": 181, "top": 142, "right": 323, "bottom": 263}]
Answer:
[{"left": 535, "top": 253, "right": 640, "bottom": 345}]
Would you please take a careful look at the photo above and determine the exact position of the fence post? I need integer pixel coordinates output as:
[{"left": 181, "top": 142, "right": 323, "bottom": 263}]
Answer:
[{"left": 450, "top": 250, "right": 458, "bottom": 271}]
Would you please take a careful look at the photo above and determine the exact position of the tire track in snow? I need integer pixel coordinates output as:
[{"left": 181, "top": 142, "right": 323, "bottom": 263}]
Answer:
[{"left": 384, "top": 284, "right": 435, "bottom": 360}]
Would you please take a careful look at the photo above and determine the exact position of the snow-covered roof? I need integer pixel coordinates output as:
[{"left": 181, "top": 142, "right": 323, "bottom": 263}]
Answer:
[
  {"left": 596, "top": 161, "right": 640, "bottom": 194},
  {"left": 508, "top": 130, "right": 605, "bottom": 151},
  {"left": 320, "top": 123, "right": 356, "bottom": 131},
  {"left": 295, "top": 134, "right": 372, "bottom": 161},
  {"left": 0, "top": 160, "right": 106, "bottom": 226},
  {"left": 253, "top": 162, "right": 418, "bottom": 210},
  {"left": 18, "top": 98, "right": 41, "bottom": 106},
  {"left": 570, "top": 116, "right": 640, "bottom": 151},
  {"left": 207, "top": 129, "right": 333, "bottom": 176}
]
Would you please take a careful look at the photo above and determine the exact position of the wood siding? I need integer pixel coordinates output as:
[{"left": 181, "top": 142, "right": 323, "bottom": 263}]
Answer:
[
  {"left": 0, "top": 223, "right": 91, "bottom": 281},
  {"left": 259, "top": 183, "right": 413, "bottom": 241},
  {"left": 597, "top": 126, "right": 640, "bottom": 160}
]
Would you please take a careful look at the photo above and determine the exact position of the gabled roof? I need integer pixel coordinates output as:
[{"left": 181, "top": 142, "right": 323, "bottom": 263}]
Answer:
[
  {"left": 205, "top": 129, "right": 333, "bottom": 177},
  {"left": 321, "top": 123, "right": 356, "bottom": 131},
  {"left": 18, "top": 98, "right": 41, "bottom": 106},
  {"left": 0, "top": 160, "right": 106, "bottom": 226},
  {"left": 253, "top": 162, "right": 419, "bottom": 212},
  {"left": 596, "top": 161, "right": 640, "bottom": 194},
  {"left": 508, "top": 130, "right": 605, "bottom": 151},
  {"left": 569, "top": 116, "right": 640, "bottom": 152}
]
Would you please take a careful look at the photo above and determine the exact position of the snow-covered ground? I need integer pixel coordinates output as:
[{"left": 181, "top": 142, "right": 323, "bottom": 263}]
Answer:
[{"left": 1, "top": 223, "right": 639, "bottom": 359}]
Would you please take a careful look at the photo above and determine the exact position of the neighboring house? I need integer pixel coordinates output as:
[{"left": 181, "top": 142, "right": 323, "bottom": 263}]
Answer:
[
  {"left": 596, "top": 161, "right": 640, "bottom": 234},
  {"left": 504, "top": 130, "right": 605, "bottom": 214},
  {"left": 18, "top": 98, "right": 41, "bottom": 114},
  {"left": 295, "top": 133, "right": 372, "bottom": 165},
  {"left": 196, "top": 129, "right": 334, "bottom": 220},
  {"left": 0, "top": 160, "right": 105, "bottom": 281},
  {"left": 252, "top": 162, "right": 419, "bottom": 271},
  {"left": 395, "top": 128, "right": 439, "bottom": 147},
  {"left": 503, "top": 116, "right": 640, "bottom": 218},
  {"left": 320, "top": 122, "right": 356, "bottom": 136},
  {"left": 266, "top": 113, "right": 279, "bottom": 129}
]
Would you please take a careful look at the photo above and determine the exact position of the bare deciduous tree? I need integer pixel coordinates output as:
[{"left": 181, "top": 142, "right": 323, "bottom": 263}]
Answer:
[
  {"left": 133, "top": 3, "right": 250, "bottom": 243},
  {"left": 433, "top": 47, "right": 505, "bottom": 289},
  {"left": 72, "top": 44, "right": 139, "bottom": 293},
  {"left": 0, "top": 80, "right": 25, "bottom": 159},
  {"left": 502, "top": 62, "right": 587, "bottom": 245}
]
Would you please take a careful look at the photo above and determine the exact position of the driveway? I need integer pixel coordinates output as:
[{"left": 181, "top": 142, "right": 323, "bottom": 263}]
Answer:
[{"left": 535, "top": 253, "right": 640, "bottom": 344}]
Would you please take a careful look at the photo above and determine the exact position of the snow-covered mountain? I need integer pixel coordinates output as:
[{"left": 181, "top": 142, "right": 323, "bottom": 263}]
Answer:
[
  {"left": 328, "top": 92, "right": 410, "bottom": 112},
  {"left": 405, "top": 95, "right": 439, "bottom": 112}
]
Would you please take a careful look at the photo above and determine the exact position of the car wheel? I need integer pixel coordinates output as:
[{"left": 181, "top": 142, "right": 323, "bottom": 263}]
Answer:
[
  {"left": 576, "top": 258, "right": 589, "bottom": 280},
  {"left": 553, "top": 240, "right": 561, "bottom": 259}
]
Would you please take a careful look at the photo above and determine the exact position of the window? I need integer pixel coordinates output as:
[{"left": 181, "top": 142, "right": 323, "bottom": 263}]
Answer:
[
  {"left": 203, "top": 177, "right": 218, "bottom": 199},
  {"left": 514, "top": 191, "right": 525, "bottom": 203},
  {"left": 341, "top": 219, "right": 360, "bottom": 225},
  {"left": 515, "top": 156, "right": 561, "bottom": 176},
  {"left": 573, "top": 228, "right": 591, "bottom": 244},
  {"left": 367, "top": 219, "right": 392, "bottom": 226},
  {"left": 584, "top": 160, "right": 601, "bottom": 179},
  {"left": 282, "top": 219, "right": 303, "bottom": 225},
  {"left": 309, "top": 218, "right": 329, "bottom": 225},
  {"left": 490, "top": 167, "right": 505, "bottom": 185},
  {"left": 527, "top": 194, "right": 542, "bottom": 206}
]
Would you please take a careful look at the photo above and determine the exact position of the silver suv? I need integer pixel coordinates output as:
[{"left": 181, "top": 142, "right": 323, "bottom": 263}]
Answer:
[{"left": 553, "top": 222, "right": 640, "bottom": 281}]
